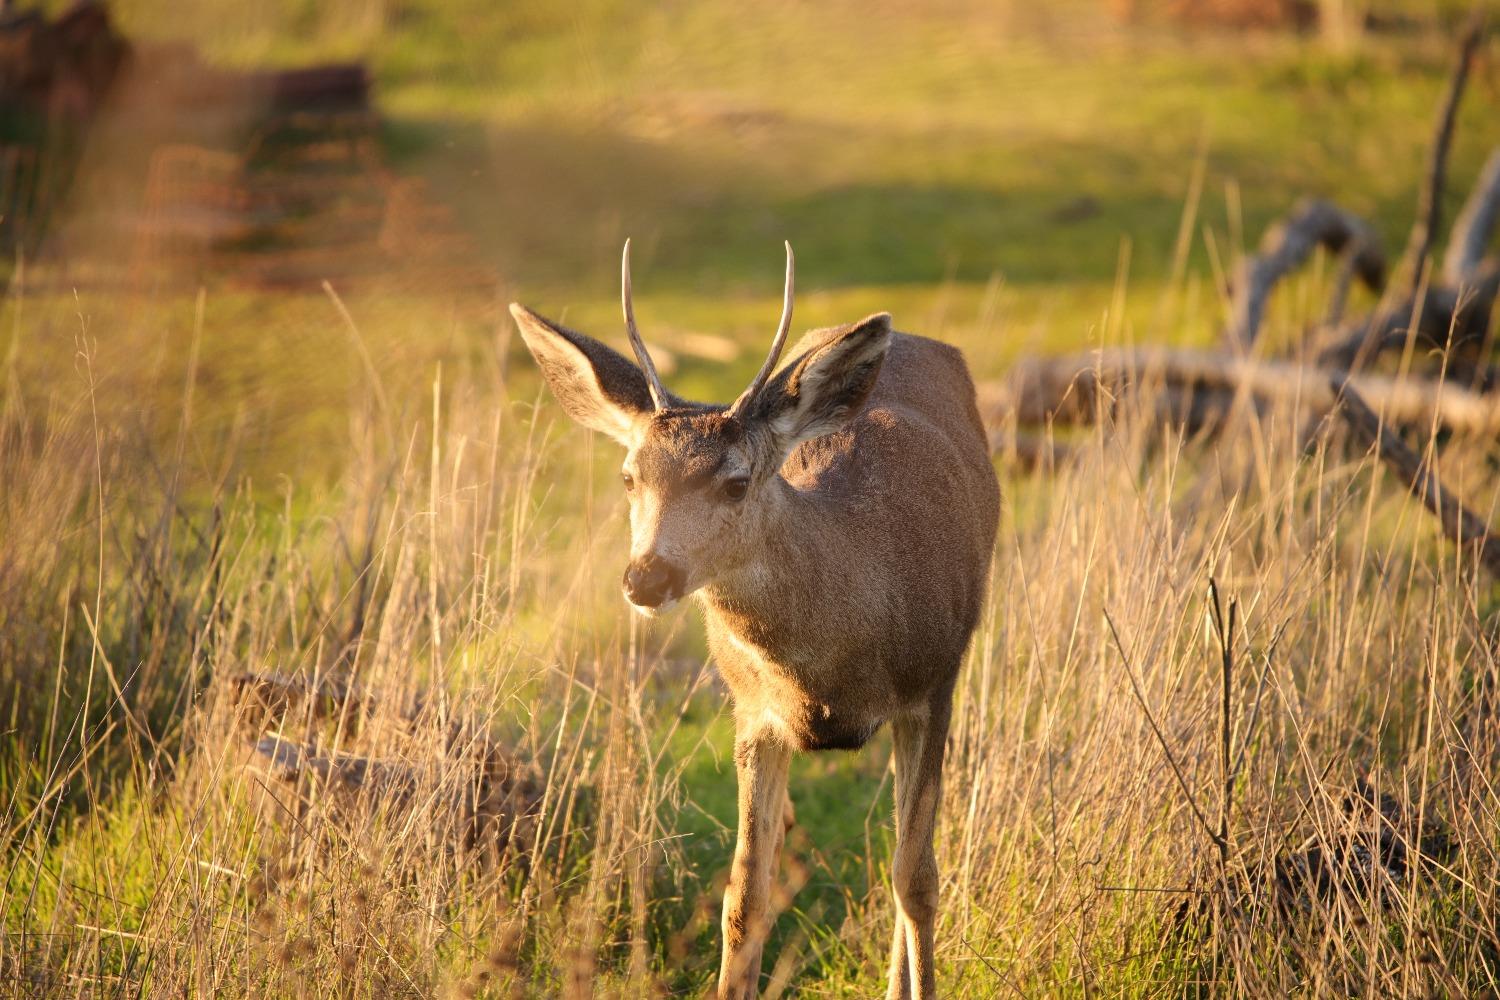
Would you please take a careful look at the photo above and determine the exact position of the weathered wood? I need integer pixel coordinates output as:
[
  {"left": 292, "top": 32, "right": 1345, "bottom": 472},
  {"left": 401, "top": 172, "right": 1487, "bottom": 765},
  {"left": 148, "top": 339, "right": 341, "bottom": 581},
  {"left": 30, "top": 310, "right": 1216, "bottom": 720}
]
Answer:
[
  {"left": 1315, "top": 18, "right": 1491, "bottom": 370},
  {"left": 1225, "top": 198, "right": 1384, "bottom": 348},
  {"left": 1330, "top": 375, "right": 1500, "bottom": 578},
  {"left": 1443, "top": 148, "right": 1500, "bottom": 286},
  {"left": 1325, "top": 235, "right": 1378, "bottom": 326},
  {"left": 1316, "top": 266, "right": 1500, "bottom": 369},
  {"left": 984, "top": 347, "right": 1500, "bottom": 436},
  {"left": 240, "top": 733, "right": 543, "bottom": 855},
  {"left": 222, "top": 670, "right": 544, "bottom": 856},
  {"left": 1403, "top": 14, "right": 1486, "bottom": 296}
]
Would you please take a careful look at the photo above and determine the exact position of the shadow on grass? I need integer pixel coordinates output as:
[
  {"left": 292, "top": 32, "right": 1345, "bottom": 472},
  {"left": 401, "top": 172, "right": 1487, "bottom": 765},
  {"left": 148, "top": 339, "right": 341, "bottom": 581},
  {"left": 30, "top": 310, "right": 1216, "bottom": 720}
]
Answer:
[
  {"left": 382, "top": 100, "right": 1469, "bottom": 310},
  {"left": 384, "top": 113, "right": 1226, "bottom": 296}
]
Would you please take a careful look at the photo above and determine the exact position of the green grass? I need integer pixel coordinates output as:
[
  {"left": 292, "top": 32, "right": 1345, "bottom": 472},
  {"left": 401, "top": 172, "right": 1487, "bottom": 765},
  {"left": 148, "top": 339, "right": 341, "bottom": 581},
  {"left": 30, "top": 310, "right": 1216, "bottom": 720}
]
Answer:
[
  {"left": 108, "top": 1, "right": 1500, "bottom": 306},
  {"left": 7, "top": 0, "right": 1490, "bottom": 492},
  {"left": 4, "top": 2, "right": 1500, "bottom": 996}
]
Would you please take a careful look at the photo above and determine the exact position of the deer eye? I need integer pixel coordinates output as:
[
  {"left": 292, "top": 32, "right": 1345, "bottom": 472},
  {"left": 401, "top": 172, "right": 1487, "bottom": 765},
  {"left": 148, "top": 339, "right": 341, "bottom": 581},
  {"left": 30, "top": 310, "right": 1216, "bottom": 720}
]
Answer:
[
  {"left": 621, "top": 471, "right": 635, "bottom": 492},
  {"left": 721, "top": 476, "right": 749, "bottom": 502}
]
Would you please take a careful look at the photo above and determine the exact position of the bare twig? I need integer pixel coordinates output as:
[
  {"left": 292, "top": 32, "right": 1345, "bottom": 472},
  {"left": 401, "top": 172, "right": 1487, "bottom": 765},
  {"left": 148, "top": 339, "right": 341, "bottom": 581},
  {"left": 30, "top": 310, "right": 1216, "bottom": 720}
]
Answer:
[
  {"left": 1402, "top": 13, "right": 1486, "bottom": 296},
  {"left": 1104, "top": 608, "right": 1226, "bottom": 854},
  {"left": 1330, "top": 374, "right": 1500, "bottom": 578}
]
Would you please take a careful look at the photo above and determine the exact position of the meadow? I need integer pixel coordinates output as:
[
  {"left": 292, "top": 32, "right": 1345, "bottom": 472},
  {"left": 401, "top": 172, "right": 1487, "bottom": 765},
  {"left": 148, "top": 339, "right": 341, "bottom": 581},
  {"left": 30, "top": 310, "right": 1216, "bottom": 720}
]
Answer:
[{"left": 3, "top": 1, "right": 1500, "bottom": 995}]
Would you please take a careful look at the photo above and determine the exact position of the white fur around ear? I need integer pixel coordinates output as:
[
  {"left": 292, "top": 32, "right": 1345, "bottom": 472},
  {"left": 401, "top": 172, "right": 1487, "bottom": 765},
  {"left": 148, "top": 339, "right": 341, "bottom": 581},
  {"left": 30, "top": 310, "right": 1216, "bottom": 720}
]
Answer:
[
  {"left": 510, "top": 303, "right": 652, "bottom": 445},
  {"left": 764, "top": 312, "right": 892, "bottom": 449}
]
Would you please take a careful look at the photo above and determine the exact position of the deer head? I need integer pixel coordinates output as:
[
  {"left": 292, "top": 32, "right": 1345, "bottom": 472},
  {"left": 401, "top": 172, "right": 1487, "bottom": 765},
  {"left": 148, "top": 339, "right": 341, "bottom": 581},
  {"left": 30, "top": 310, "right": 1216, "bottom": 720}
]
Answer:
[{"left": 510, "top": 242, "right": 892, "bottom": 614}]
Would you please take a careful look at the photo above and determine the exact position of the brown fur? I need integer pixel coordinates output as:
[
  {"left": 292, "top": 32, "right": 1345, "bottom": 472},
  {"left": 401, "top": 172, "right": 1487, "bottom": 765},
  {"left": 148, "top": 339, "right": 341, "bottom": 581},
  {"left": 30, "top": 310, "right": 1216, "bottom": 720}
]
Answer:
[
  {"left": 510, "top": 299, "right": 999, "bottom": 999},
  {"left": 706, "top": 327, "right": 997, "bottom": 747}
]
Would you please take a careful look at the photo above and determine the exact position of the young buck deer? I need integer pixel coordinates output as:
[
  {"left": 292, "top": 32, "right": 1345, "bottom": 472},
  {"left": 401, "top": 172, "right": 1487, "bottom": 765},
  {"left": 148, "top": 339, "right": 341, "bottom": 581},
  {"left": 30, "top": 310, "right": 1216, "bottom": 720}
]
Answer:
[{"left": 510, "top": 242, "right": 998, "bottom": 999}]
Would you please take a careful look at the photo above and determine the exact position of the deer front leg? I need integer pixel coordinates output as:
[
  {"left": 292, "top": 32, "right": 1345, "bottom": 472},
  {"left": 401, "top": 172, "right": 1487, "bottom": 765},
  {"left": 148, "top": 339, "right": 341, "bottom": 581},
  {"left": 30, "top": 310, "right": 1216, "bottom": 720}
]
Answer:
[
  {"left": 886, "top": 692, "right": 953, "bottom": 1000},
  {"left": 886, "top": 757, "right": 910, "bottom": 997},
  {"left": 718, "top": 729, "right": 793, "bottom": 1000}
]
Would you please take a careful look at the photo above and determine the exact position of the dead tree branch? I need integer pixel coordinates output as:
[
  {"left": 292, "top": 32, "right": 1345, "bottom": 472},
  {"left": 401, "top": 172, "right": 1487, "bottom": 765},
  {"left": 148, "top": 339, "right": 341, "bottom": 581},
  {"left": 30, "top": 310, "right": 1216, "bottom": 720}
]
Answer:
[
  {"left": 984, "top": 347, "right": 1500, "bottom": 436},
  {"left": 1325, "top": 237, "right": 1380, "bottom": 327},
  {"left": 1403, "top": 14, "right": 1486, "bottom": 296},
  {"left": 1316, "top": 16, "right": 1489, "bottom": 369},
  {"left": 220, "top": 670, "right": 544, "bottom": 855},
  {"left": 1316, "top": 266, "right": 1500, "bottom": 369},
  {"left": 1226, "top": 198, "right": 1385, "bottom": 349},
  {"left": 1330, "top": 375, "right": 1500, "bottom": 578},
  {"left": 1443, "top": 148, "right": 1500, "bottom": 285}
]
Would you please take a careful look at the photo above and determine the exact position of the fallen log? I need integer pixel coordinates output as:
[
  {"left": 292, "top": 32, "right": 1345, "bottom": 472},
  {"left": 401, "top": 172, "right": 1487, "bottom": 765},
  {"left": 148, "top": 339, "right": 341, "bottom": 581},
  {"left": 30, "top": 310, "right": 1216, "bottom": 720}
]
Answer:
[
  {"left": 218, "top": 671, "right": 544, "bottom": 857},
  {"left": 237, "top": 733, "right": 543, "bottom": 856},
  {"left": 983, "top": 347, "right": 1500, "bottom": 436},
  {"left": 1330, "top": 375, "right": 1500, "bottom": 578},
  {"left": 1223, "top": 20, "right": 1492, "bottom": 369}
]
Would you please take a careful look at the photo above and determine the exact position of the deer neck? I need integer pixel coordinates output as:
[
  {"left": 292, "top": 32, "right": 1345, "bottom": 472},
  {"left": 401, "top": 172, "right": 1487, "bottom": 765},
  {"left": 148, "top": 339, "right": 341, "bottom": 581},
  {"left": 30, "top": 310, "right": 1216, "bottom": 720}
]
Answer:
[{"left": 699, "top": 476, "right": 837, "bottom": 661}]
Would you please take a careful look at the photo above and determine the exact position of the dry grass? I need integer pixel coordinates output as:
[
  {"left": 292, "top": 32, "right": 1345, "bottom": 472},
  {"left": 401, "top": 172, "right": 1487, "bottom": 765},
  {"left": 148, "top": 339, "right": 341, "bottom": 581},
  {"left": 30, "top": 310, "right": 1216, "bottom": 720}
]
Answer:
[
  {"left": 3, "top": 2, "right": 1497, "bottom": 994},
  {"left": 2, "top": 272, "right": 1499, "bottom": 998}
]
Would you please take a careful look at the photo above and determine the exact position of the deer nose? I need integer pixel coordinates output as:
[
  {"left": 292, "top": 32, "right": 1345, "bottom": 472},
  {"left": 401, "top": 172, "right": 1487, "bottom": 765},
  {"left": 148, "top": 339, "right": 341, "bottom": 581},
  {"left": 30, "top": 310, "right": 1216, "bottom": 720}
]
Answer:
[{"left": 622, "top": 554, "right": 684, "bottom": 608}]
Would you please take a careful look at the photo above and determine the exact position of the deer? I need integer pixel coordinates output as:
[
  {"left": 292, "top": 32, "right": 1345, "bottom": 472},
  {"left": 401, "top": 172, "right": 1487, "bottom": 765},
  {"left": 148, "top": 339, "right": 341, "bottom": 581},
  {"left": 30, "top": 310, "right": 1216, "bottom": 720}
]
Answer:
[{"left": 509, "top": 241, "right": 999, "bottom": 999}]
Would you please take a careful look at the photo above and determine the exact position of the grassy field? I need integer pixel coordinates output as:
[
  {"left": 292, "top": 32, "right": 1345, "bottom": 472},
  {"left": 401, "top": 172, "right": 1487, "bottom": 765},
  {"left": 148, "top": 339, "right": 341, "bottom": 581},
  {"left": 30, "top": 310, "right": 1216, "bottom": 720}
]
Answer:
[{"left": 4, "top": 1, "right": 1500, "bottom": 996}]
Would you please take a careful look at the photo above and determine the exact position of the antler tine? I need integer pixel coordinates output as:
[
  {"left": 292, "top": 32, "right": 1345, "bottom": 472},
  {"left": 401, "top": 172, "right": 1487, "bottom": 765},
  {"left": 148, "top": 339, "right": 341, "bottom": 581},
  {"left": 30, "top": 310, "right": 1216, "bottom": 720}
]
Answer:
[
  {"left": 621, "top": 238, "right": 667, "bottom": 410},
  {"left": 729, "top": 241, "right": 795, "bottom": 416}
]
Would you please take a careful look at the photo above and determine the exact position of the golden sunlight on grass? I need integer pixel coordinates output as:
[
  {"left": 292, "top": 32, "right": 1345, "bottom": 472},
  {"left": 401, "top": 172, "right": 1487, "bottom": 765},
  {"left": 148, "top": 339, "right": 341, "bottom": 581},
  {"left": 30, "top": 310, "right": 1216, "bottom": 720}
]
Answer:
[{"left": 2, "top": 1, "right": 1499, "bottom": 997}]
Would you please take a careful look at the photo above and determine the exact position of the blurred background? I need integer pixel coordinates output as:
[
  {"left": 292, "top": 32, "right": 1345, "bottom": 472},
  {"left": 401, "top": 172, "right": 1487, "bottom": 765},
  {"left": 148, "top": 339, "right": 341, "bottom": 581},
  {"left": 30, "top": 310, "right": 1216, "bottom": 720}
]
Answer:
[
  {"left": 5, "top": 3, "right": 1500, "bottom": 995},
  {"left": 3, "top": 0, "right": 1496, "bottom": 485}
]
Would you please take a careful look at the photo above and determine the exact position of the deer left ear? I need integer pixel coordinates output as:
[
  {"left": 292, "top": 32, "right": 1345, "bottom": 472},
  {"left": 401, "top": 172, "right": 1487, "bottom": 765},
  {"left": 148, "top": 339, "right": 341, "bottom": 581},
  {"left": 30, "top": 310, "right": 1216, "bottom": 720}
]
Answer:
[{"left": 755, "top": 312, "right": 891, "bottom": 451}]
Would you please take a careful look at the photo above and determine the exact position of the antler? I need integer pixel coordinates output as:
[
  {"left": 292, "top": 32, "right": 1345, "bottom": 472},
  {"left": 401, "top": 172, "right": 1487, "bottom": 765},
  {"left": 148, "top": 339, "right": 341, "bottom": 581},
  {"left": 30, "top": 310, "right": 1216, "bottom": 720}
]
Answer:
[
  {"left": 621, "top": 238, "right": 668, "bottom": 410},
  {"left": 728, "top": 241, "right": 795, "bottom": 417}
]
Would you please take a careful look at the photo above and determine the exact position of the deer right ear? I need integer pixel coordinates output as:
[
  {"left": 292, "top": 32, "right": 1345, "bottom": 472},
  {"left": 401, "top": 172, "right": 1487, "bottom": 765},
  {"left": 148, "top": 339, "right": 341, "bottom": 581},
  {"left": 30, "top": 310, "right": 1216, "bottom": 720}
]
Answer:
[
  {"left": 509, "top": 304, "right": 654, "bottom": 446},
  {"left": 754, "top": 312, "right": 892, "bottom": 452}
]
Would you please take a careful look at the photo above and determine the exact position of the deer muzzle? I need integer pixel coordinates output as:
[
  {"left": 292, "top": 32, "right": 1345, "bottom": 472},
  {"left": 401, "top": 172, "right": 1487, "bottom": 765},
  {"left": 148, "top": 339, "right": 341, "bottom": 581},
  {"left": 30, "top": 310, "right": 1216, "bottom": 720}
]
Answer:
[{"left": 622, "top": 553, "right": 685, "bottom": 609}]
